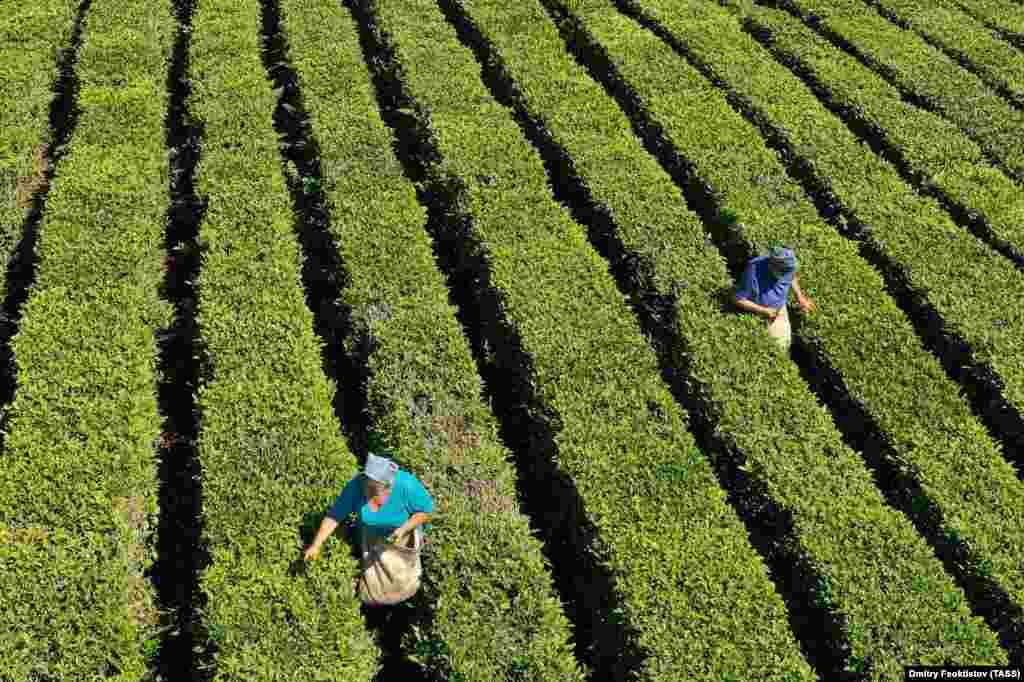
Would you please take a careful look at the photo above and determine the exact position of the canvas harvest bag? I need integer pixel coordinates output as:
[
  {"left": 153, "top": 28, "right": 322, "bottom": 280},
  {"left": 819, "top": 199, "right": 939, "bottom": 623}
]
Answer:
[
  {"left": 767, "top": 305, "right": 792, "bottom": 351},
  {"left": 357, "top": 526, "right": 423, "bottom": 606}
]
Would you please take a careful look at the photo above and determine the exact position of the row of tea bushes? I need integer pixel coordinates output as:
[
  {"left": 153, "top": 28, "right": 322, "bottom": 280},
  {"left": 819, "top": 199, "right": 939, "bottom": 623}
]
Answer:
[
  {"left": 0, "top": 0, "right": 174, "bottom": 675},
  {"left": 359, "top": 0, "right": 816, "bottom": 678},
  {"left": 452, "top": 0, "right": 1004, "bottom": 675},
  {"left": 558, "top": 0, "right": 1024, "bottom": 666},
  {"left": 730, "top": 2, "right": 1024, "bottom": 266},
  {"left": 0, "top": 0, "right": 76, "bottom": 274},
  {"left": 771, "top": 0, "right": 1024, "bottom": 183},
  {"left": 632, "top": 0, "right": 1024, "bottom": 475},
  {"left": 274, "top": 0, "right": 586, "bottom": 677},
  {"left": 948, "top": 0, "right": 1024, "bottom": 45},
  {"left": 186, "top": 0, "right": 377, "bottom": 677},
  {"left": 859, "top": 0, "right": 1024, "bottom": 108}
]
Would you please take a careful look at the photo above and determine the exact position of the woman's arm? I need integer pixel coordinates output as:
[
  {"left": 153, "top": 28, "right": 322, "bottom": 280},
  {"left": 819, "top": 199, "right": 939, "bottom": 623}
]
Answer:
[
  {"left": 303, "top": 516, "right": 339, "bottom": 560},
  {"left": 304, "top": 477, "right": 360, "bottom": 560},
  {"left": 735, "top": 297, "right": 779, "bottom": 319},
  {"left": 791, "top": 275, "right": 816, "bottom": 312},
  {"left": 734, "top": 262, "right": 778, "bottom": 319},
  {"left": 390, "top": 512, "right": 431, "bottom": 542}
]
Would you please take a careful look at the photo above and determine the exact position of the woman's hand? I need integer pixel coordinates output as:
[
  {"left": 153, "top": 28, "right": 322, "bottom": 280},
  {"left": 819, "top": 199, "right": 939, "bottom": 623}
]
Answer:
[
  {"left": 390, "top": 512, "right": 430, "bottom": 543},
  {"left": 792, "top": 276, "right": 815, "bottom": 314},
  {"left": 303, "top": 543, "right": 322, "bottom": 561}
]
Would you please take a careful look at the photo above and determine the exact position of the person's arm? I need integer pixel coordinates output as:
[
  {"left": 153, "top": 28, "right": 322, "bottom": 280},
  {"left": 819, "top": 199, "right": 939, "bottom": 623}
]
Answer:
[
  {"left": 735, "top": 297, "right": 780, "bottom": 319},
  {"left": 734, "top": 261, "right": 778, "bottom": 319},
  {"left": 390, "top": 512, "right": 431, "bottom": 542},
  {"left": 791, "top": 275, "right": 816, "bottom": 313},
  {"left": 303, "top": 517, "right": 338, "bottom": 560},
  {"left": 304, "top": 478, "right": 358, "bottom": 560}
]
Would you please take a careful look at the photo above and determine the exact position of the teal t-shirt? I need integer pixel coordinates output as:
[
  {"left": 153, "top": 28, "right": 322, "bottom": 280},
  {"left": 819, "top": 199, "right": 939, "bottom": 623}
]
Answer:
[{"left": 327, "top": 469, "right": 433, "bottom": 540}]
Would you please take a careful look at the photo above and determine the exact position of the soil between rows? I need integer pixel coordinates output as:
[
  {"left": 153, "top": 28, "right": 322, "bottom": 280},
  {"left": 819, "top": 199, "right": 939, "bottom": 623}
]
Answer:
[{"left": 150, "top": 0, "right": 212, "bottom": 678}]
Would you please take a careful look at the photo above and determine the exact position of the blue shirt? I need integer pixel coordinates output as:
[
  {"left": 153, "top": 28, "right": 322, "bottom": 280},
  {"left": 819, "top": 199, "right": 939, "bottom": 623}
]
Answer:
[
  {"left": 735, "top": 256, "right": 794, "bottom": 310},
  {"left": 327, "top": 470, "right": 433, "bottom": 540}
]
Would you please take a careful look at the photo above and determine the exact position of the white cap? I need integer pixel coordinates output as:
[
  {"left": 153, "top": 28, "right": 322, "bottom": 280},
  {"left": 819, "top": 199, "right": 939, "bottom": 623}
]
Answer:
[{"left": 364, "top": 453, "right": 398, "bottom": 485}]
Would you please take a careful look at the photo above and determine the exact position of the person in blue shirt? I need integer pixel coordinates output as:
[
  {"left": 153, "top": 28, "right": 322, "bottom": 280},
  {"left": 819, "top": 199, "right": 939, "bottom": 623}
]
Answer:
[
  {"left": 303, "top": 452, "right": 434, "bottom": 562},
  {"left": 734, "top": 246, "right": 815, "bottom": 351}
]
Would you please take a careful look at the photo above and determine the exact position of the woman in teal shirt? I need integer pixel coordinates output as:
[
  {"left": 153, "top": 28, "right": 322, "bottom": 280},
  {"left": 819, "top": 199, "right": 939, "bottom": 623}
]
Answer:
[{"left": 303, "top": 453, "right": 433, "bottom": 560}]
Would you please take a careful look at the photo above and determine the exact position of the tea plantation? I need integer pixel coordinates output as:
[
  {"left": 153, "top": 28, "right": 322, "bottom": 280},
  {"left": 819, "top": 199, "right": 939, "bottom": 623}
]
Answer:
[{"left": 1, "top": 0, "right": 1022, "bottom": 680}]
